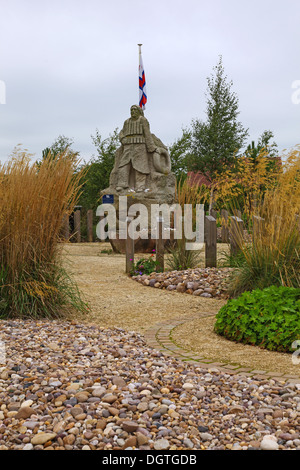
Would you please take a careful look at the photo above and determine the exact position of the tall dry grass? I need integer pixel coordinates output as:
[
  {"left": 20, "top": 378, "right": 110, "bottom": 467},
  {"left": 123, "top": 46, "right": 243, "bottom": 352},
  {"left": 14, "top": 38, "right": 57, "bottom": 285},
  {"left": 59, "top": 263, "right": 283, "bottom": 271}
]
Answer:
[
  {"left": 227, "top": 147, "right": 300, "bottom": 296},
  {"left": 166, "top": 177, "right": 207, "bottom": 270},
  {"left": 0, "top": 147, "right": 86, "bottom": 318}
]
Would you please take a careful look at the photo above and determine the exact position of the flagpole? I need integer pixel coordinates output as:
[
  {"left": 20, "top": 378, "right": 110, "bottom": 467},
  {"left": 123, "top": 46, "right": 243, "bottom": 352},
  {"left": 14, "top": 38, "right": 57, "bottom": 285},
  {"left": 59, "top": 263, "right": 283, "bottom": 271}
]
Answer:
[
  {"left": 138, "top": 44, "right": 142, "bottom": 105},
  {"left": 138, "top": 44, "right": 147, "bottom": 110}
]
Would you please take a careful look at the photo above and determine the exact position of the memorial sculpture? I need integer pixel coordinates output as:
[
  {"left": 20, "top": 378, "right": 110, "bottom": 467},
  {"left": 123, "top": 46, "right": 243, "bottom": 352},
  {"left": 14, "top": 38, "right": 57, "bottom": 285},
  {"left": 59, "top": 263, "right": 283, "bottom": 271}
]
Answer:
[
  {"left": 101, "top": 105, "right": 176, "bottom": 252},
  {"left": 105, "top": 104, "right": 175, "bottom": 197}
]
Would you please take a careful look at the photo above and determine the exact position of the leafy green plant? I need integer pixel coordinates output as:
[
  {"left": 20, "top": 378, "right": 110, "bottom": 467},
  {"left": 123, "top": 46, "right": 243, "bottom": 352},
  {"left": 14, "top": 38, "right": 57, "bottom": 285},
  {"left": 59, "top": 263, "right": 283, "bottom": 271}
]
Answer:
[
  {"left": 130, "top": 252, "right": 161, "bottom": 276},
  {"left": 214, "top": 286, "right": 300, "bottom": 353},
  {"left": 99, "top": 248, "right": 113, "bottom": 255}
]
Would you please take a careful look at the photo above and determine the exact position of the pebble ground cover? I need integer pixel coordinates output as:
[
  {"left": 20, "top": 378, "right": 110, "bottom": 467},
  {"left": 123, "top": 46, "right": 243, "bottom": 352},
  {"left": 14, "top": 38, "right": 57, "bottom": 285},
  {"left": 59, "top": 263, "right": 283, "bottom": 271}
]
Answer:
[{"left": 0, "top": 320, "right": 299, "bottom": 451}]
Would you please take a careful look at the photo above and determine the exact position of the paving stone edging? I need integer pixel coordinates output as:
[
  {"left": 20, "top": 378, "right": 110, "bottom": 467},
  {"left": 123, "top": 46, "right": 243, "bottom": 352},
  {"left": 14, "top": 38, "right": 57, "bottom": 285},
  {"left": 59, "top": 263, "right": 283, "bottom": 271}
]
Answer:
[{"left": 144, "top": 314, "right": 300, "bottom": 384}]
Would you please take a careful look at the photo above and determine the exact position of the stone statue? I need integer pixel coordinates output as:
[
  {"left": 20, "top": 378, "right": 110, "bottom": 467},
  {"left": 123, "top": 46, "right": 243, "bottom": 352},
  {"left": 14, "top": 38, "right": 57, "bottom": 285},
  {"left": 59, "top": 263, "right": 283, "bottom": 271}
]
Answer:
[
  {"left": 101, "top": 105, "right": 176, "bottom": 252},
  {"left": 106, "top": 104, "right": 175, "bottom": 197}
]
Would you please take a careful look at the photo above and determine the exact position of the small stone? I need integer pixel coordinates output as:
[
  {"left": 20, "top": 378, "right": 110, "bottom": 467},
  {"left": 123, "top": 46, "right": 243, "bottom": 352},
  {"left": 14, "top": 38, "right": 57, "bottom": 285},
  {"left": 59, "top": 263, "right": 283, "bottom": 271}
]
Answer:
[
  {"left": 75, "top": 392, "right": 90, "bottom": 403},
  {"left": 122, "top": 421, "right": 139, "bottom": 433},
  {"left": 229, "top": 405, "right": 245, "bottom": 414},
  {"left": 182, "top": 383, "right": 194, "bottom": 390},
  {"left": 21, "top": 400, "right": 33, "bottom": 408},
  {"left": 22, "top": 443, "right": 34, "bottom": 450},
  {"left": 70, "top": 407, "right": 84, "bottom": 418},
  {"left": 136, "top": 432, "right": 149, "bottom": 446},
  {"left": 260, "top": 435, "right": 279, "bottom": 451},
  {"left": 15, "top": 407, "right": 35, "bottom": 420},
  {"left": 123, "top": 436, "right": 137, "bottom": 449},
  {"left": 31, "top": 433, "right": 57, "bottom": 446},
  {"left": 200, "top": 432, "right": 213, "bottom": 441},
  {"left": 112, "top": 377, "right": 126, "bottom": 388},
  {"left": 183, "top": 438, "right": 194, "bottom": 449},
  {"left": 92, "top": 387, "right": 106, "bottom": 398},
  {"left": 102, "top": 394, "right": 118, "bottom": 404},
  {"left": 154, "top": 438, "right": 170, "bottom": 450},
  {"left": 63, "top": 434, "right": 76, "bottom": 446}
]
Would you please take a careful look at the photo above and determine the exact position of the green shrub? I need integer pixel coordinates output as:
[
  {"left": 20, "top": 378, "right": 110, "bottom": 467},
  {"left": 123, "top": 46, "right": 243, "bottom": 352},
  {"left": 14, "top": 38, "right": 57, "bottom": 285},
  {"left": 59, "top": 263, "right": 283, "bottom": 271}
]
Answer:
[
  {"left": 214, "top": 286, "right": 300, "bottom": 353},
  {"left": 130, "top": 252, "right": 162, "bottom": 276}
]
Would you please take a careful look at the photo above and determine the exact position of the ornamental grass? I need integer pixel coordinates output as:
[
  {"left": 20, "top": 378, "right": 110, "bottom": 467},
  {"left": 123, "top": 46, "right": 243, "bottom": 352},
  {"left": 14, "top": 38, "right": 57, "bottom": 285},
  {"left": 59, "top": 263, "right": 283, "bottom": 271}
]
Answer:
[{"left": 0, "top": 147, "right": 87, "bottom": 318}]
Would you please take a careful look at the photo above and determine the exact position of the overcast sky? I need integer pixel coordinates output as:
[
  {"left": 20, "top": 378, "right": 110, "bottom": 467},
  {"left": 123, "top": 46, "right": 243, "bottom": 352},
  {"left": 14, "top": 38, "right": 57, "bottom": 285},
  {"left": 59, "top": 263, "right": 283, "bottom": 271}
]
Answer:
[{"left": 0, "top": 0, "right": 300, "bottom": 164}]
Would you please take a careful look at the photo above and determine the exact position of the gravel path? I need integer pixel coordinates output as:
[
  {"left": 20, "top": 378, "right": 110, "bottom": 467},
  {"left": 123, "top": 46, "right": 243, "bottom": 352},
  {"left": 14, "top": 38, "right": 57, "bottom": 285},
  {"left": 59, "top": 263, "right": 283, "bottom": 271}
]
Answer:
[{"left": 0, "top": 320, "right": 300, "bottom": 451}]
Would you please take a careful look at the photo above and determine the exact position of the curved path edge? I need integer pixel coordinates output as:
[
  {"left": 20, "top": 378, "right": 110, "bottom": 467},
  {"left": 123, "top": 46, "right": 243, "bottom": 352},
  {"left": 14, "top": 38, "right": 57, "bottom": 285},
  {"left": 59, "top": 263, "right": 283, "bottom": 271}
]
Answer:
[{"left": 144, "top": 314, "right": 300, "bottom": 385}]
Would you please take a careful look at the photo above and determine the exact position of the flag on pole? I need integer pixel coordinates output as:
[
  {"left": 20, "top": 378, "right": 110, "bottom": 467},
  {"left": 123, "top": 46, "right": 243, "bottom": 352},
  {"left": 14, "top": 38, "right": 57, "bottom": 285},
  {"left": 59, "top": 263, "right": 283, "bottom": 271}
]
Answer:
[{"left": 138, "top": 45, "right": 147, "bottom": 110}]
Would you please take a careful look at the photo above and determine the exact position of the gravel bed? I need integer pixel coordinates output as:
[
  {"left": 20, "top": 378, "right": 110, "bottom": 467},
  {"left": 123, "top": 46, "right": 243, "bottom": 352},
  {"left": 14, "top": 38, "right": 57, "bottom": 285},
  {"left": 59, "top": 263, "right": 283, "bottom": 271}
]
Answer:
[
  {"left": 132, "top": 268, "right": 233, "bottom": 299},
  {"left": 0, "top": 320, "right": 299, "bottom": 450}
]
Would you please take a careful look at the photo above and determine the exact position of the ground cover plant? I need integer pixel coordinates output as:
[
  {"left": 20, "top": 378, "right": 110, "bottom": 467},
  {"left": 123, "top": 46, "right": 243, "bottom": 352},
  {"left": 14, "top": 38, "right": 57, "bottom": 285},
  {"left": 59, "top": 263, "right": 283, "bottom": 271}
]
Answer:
[
  {"left": 214, "top": 285, "right": 300, "bottom": 353},
  {"left": 130, "top": 251, "right": 160, "bottom": 276},
  {"left": 0, "top": 147, "right": 87, "bottom": 318}
]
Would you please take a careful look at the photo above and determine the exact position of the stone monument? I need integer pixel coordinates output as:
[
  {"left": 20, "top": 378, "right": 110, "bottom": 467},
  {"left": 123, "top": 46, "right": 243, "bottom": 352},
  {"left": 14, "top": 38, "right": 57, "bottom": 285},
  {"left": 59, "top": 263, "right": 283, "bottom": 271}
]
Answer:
[{"left": 101, "top": 104, "right": 176, "bottom": 252}]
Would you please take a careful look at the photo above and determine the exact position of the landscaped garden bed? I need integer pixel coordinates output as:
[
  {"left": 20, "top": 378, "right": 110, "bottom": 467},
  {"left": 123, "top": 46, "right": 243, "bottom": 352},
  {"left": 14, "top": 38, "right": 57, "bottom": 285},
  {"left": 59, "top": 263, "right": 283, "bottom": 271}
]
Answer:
[{"left": 132, "top": 267, "right": 233, "bottom": 299}]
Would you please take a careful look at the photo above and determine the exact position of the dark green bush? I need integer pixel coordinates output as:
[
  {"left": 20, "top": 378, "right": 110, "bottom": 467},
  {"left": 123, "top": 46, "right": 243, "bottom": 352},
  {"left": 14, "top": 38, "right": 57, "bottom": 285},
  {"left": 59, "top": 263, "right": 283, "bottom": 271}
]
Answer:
[{"left": 214, "top": 286, "right": 300, "bottom": 353}]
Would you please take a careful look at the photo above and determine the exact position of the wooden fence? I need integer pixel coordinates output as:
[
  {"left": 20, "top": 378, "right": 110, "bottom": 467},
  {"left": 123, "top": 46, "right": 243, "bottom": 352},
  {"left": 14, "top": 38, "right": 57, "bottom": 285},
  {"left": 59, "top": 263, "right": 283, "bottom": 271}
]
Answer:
[{"left": 62, "top": 209, "right": 300, "bottom": 271}]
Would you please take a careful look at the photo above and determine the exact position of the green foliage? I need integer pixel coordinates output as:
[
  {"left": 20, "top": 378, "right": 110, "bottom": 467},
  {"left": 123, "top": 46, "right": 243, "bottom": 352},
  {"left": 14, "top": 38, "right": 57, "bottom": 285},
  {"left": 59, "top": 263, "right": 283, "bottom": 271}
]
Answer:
[
  {"left": 189, "top": 56, "right": 249, "bottom": 181},
  {"left": 169, "top": 128, "right": 192, "bottom": 180},
  {"left": 130, "top": 253, "right": 160, "bottom": 276},
  {"left": 77, "top": 128, "right": 119, "bottom": 212},
  {"left": 246, "top": 130, "right": 278, "bottom": 163},
  {"left": 38, "top": 135, "right": 80, "bottom": 167},
  {"left": 214, "top": 286, "right": 300, "bottom": 353},
  {"left": 166, "top": 240, "right": 202, "bottom": 271}
]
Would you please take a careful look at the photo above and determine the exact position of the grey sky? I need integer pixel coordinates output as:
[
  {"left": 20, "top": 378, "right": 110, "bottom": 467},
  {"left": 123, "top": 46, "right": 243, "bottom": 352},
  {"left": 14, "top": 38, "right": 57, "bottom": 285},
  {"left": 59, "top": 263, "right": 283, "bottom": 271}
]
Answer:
[{"left": 0, "top": 0, "right": 300, "bottom": 163}]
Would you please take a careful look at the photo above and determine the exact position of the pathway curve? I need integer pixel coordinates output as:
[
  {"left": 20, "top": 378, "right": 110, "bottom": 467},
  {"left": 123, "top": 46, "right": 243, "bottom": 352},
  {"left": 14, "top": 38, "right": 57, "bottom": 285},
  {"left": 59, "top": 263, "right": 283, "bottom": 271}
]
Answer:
[{"left": 63, "top": 243, "right": 300, "bottom": 384}]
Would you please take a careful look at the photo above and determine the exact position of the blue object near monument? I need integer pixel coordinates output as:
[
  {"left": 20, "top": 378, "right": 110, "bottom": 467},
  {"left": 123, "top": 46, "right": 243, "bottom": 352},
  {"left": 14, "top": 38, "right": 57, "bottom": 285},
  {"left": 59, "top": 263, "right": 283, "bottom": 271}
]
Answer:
[{"left": 102, "top": 194, "right": 114, "bottom": 204}]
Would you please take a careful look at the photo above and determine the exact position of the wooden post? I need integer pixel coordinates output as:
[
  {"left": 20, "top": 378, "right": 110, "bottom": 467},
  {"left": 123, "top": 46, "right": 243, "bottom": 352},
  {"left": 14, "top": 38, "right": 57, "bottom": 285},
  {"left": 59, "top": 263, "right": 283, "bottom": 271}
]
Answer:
[
  {"left": 252, "top": 215, "right": 264, "bottom": 242},
  {"left": 220, "top": 209, "right": 229, "bottom": 243},
  {"left": 156, "top": 216, "right": 164, "bottom": 272},
  {"left": 210, "top": 208, "right": 217, "bottom": 219},
  {"left": 62, "top": 213, "right": 70, "bottom": 241},
  {"left": 205, "top": 215, "right": 217, "bottom": 268},
  {"left": 125, "top": 217, "right": 134, "bottom": 274},
  {"left": 87, "top": 209, "right": 93, "bottom": 242},
  {"left": 74, "top": 210, "right": 81, "bottom": 243},
  {"left": 230, "top": 216, "right": 244, "bottom": 256}
]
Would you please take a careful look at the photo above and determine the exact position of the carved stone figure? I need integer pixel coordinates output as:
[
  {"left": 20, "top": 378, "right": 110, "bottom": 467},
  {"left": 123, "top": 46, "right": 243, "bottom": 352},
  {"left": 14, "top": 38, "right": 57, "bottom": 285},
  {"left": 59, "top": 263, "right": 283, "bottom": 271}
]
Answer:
[
  {"left": 106, "top": 104, "right": 175, "bottom": 198},
  {"left": 101, "top": 105, "right": 176, "bottom": 252}
]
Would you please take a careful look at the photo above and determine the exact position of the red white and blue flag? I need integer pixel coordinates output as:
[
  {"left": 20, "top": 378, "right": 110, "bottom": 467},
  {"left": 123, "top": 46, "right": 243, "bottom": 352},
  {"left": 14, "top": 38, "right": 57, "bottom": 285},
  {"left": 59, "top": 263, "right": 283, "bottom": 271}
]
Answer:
[{"left": 139, "top": 48, "right": 147, "bottom": 110}]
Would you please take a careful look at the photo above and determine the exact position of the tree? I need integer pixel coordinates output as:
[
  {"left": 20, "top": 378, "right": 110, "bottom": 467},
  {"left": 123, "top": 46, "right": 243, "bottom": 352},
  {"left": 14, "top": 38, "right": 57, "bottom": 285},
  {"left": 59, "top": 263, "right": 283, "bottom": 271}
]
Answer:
[
  {"left": 246, "top": 130, "right": 278, "bottom": 164},
  {"left": 38, "top": 135, "right": 80, "bottom": 168},
  {"left": 77, "top": 128, "right": 119, "bottom": 212},
  {"left": 189, "top": 56, "right": 249, "bottom": 182},
  {"left": 169, "top": 128, "right": 192, "bottom": 181}
]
